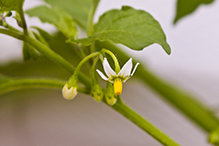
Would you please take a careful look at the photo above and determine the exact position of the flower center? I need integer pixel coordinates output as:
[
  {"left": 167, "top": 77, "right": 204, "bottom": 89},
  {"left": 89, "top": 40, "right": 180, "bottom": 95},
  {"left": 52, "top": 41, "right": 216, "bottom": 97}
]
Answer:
[{"left": 113, "top": 78, "right": 123, "bottom": 95}]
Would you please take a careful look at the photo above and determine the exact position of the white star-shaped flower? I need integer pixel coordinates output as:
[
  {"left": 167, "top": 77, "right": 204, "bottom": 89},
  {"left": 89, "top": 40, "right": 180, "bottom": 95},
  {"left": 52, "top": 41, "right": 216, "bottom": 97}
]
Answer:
[{"left": 96, "top": 58, "right": 139, "bottom": 95}]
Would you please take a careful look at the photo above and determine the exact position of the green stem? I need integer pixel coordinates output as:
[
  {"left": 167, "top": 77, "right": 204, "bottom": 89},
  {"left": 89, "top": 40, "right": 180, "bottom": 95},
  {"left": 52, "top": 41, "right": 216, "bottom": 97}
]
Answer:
[
  {"left": 101, "top": 48, "right": 120, "bottom": 73},
  {"left": 0, "top": 28, "right": 25, "bottom": 40},
  {"left": 90, "top": 42, "right": 96, "bottom": 54},
  {"left": 87, "top": 0, "right": 100, "bottom": 35},
  {"left": 5, "top": 23, "right": 20, "bottom": 32},
  {"left": 0, "top": 78, "right": 89, "bottom": 95},
  {"left": 96, "top": 41, "right": 219, "bottom": 133},
  {"left": 91, "top": 57, "right": 99, "bottom": 81},
  {"left": 73, "top": 52, "right": 100, "bottom": 77},
  {"left": 0, "top": 28, "right": 92, "bottom": 88},
  {"left": 19, "top": 9, "right": 28, "bottom": 35},
  {"left": 109, "top": 98, "right": 180, "bottom": 146},
  {"left": 72, "top": 44, "right": 87, "bottom": 60},
  {"left": 68, "top": 52, "right": 100, "bottom": 86}
]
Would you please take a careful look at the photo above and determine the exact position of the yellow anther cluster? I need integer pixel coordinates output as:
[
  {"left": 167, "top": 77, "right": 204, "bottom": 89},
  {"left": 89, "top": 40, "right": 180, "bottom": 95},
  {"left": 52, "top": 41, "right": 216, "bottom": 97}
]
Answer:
[{"left": 114, "top": 78, "right": 123, "bottom": 95}]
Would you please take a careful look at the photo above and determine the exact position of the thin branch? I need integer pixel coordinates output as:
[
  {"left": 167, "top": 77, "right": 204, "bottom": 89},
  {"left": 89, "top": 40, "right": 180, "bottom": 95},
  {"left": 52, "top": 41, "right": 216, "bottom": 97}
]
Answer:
[
  {"left": 0, "top": 28, "right": 92, "bottom": 88},
  {"left": 0, "top": 78, "right": 89, "bottom": 95}
]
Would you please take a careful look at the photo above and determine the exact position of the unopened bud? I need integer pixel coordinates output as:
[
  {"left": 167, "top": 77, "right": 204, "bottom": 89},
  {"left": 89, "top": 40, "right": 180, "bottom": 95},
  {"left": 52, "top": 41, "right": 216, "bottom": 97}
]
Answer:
[
  {"left": 105, "top": 94, "right": 117, "bottom": 106},
  {"left": 91, "top": 83, "right": 104, "bottom": 102},
  {"left": 62, "top": 84, "right": 77, "bottom": 100},
  {"left": 105, "top": 82, "right": 117, "bottom": 105}
]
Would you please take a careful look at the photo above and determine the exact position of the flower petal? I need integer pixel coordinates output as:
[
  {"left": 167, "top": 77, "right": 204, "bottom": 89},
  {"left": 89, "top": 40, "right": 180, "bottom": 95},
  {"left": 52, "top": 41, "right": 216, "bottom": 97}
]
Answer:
[
  {"left": 131, "top": 62, "right": 140, "bottom": 76},
  {"left": 103, "top": 58, "right": 116, "bottom": 77},
  {"left": 118, "top": 58, "right": 133, "bottom": 77},
  {"left": 96, "top": 69, "right": 109, "bottom": 81}
]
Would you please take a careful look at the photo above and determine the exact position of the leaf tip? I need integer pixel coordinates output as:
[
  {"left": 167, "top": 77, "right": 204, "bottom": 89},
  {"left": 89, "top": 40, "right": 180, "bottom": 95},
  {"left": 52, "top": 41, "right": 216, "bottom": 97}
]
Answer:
[
  {"left": 173, "top": 17, "right": 178, "bottom": 25},
  {"left": 121, "top": 6, "right": 132, "bottom": 11},
  {"left": 162, "top": 43, "right": 171, "bottom": 55}
]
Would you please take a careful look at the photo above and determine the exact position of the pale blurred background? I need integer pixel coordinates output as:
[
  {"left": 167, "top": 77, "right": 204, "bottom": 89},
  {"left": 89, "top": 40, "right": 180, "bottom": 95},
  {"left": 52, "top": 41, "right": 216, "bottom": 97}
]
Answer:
[{"left": 1, "top": 0, "right": 219, "bottom": 145}]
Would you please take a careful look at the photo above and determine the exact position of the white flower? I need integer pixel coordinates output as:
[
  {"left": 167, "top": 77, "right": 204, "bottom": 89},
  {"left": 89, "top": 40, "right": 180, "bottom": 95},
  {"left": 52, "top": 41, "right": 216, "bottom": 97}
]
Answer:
[
  {"left": 62, "top": 84, "right": 77, "bottom": 100},
  {"left": 96, "top": 58, "right": 139, "bottom": 95}
]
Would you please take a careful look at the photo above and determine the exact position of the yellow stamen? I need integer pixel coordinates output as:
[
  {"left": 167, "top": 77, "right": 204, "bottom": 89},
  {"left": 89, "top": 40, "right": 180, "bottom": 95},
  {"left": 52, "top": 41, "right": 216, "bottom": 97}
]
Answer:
[{"left": 114, "top": 78, "right": 123, "bottom": 95}]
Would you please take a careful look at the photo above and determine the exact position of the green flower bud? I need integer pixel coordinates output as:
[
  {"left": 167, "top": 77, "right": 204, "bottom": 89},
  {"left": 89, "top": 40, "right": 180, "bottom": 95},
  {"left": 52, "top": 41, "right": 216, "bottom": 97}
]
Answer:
[
  {"left": 91, "top": 83, "right": 104, "bottom": 102},
  {"left": 105, "top": 82, "right": 117, "bottom": 106}
]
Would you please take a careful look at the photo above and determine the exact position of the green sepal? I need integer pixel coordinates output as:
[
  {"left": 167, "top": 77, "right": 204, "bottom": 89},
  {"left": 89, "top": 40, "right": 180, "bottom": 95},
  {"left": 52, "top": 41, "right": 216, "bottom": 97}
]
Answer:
[{"left": 68, "top": 75, "right": 78, "bottom": 89}]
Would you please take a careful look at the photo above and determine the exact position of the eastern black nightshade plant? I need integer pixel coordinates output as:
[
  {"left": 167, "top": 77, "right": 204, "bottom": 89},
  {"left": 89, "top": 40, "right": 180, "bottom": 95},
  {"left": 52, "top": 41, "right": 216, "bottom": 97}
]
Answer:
[{"left": 0, "top": 0, "right": 218, "bottom": 146}]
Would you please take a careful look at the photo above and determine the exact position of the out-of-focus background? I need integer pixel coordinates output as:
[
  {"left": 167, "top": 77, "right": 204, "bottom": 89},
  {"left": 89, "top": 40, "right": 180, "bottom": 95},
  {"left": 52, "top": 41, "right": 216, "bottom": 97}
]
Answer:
[{"left": 1, "top": 0, "right": 219, "bottom": 145}]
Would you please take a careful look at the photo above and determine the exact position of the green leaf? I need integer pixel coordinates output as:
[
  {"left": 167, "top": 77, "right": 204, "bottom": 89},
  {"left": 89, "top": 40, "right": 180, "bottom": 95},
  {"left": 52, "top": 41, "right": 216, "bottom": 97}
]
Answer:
[
  {"left": 0, "top": 0, "right": 26, "bottom": 29},
  {"left": 31, "top": 27, "right": 52, "bottom": 42},
  {"left": 25, "top": 6, "right": 77, "bottom": 39},
  {"left": 0, "top": 0, "right": 24, "bottom": 13},
  {"left": 44, "top": 0, "right": 99, "bottom": 30},
  {"left": 32, "top": 31, "right": 49, "bottom": 47},
  {"left": 174, "top": 0, "right": 214, "bottom": 24},
  {"left": 71, "top": 6, "right": 171, "bottom": 54}
]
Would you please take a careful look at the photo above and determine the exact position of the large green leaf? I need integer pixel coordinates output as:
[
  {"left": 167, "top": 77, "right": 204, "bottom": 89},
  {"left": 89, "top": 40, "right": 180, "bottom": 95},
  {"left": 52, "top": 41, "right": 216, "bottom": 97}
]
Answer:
[
  {"left": 44, "top": 0, "right": 98, "bottom": 30},
  {"left": 174, "top": 0, "right": 214, "bottom": 24},
  {"left": 71, "top": 6, "right": 171, "bottom": 54},
  {"left": 0, "top": 0, "right": 24, "bottom": 13},
  {"left": 25, "top": 6, "right": 77, "bottom": 39}
]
